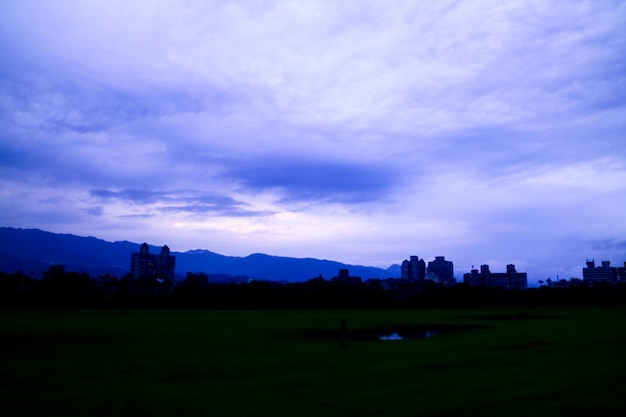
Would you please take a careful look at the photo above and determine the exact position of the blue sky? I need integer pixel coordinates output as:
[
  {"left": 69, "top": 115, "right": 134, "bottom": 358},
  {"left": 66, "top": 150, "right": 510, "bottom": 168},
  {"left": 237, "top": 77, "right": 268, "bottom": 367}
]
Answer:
[{"left": 1, "top": 0, "right": 625, "bottom": 283}]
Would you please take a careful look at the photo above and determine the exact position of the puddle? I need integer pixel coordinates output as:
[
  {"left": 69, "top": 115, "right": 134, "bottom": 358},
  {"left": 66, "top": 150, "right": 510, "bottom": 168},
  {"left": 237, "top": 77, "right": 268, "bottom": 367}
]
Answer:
[
  {"left": 380, "top": 330, "right": 436, "bottom": 341},
  {"left": 294, "top": 323, "right": 490, "bottom": 342},
  {"left": 352, "top": 324, "right": 490, "bottom": 341}
]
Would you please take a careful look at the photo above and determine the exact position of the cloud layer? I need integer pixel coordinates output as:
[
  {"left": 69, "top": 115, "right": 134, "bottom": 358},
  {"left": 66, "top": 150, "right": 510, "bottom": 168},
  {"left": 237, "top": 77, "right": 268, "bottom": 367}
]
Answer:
[{"left": 1, "top": 0, "right": 625, "bottom": 282}]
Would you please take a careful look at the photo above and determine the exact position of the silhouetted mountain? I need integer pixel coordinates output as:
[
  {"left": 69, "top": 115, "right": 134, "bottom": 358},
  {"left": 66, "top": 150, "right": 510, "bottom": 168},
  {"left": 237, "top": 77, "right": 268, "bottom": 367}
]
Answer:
[
  {"left": 0, "top": 227, "right": 400, "bottom": 282},
  {"left": 177, "top": 250, "right": 400, "bottom": 282}
]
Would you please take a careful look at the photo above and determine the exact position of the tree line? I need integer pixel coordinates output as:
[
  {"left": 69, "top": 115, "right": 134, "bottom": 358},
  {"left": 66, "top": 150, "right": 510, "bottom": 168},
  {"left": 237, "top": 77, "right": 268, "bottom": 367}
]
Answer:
[{"left": 1, "top": 265, "right": 626, "bottom": 309}]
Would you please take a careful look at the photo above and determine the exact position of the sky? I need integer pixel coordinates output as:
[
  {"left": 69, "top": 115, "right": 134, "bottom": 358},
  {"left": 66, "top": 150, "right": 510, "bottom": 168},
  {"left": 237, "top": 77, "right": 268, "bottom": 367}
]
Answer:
[{"left": 1, "top": 0, "right": 625, "bottom": 284}]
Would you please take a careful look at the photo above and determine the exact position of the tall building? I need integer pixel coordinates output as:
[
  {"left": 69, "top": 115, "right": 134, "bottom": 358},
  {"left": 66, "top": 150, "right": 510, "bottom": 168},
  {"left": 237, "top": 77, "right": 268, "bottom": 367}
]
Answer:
[
  {"left": 582, "top": 260, "right": 617, "bottom": 285},
  {"left": 427, "top": 256, "right": 455, "bottom": 285},
  {"left": 130, "top": 243, "right": 176, "bottom": 292},
  {"left": 401, "top": 256, "right": 425, "bottom": 282},
  {"left": 463, "top": 264, "right": 527, "bottom": 290}
]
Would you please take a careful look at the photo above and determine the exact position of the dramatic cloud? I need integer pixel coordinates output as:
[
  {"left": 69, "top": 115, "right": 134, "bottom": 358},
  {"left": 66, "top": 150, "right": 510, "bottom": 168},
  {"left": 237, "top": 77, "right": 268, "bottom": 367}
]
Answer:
[
  {"left": 1, "top": 0, "right": 625, "bottom": 283},
  {"left": 90, "top": 188, "right": 271, "bottom": 217}
]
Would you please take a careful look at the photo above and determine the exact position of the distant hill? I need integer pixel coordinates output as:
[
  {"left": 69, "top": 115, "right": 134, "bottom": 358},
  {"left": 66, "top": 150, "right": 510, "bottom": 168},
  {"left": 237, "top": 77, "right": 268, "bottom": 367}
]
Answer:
[{"left": 0, "top": 227, "right": 400, "bottom": 282}]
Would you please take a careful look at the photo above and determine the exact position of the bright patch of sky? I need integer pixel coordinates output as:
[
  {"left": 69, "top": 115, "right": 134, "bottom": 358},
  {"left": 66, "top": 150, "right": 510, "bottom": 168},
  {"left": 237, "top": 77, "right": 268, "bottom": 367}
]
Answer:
[{"left": 1, "top": 0, "right": 625, "bottom": 283}]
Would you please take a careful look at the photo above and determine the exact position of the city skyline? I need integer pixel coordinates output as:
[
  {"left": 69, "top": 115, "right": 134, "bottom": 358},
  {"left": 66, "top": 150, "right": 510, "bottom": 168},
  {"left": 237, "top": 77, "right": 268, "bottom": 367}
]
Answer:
[{"left": 1, "top": 1, "right": 625, "bottom": 285}]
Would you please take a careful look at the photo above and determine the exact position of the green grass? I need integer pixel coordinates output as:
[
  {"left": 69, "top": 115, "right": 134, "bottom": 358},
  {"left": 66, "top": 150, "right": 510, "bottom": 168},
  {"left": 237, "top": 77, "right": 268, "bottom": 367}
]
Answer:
[{"left": 1, "top": 307, "right": 625, "bottom": 416}]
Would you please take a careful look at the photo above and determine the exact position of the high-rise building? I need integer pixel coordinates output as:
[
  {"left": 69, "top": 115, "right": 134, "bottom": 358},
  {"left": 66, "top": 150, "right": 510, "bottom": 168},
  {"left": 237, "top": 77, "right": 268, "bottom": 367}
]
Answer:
[
  {"left": 582, "top": 260, "right": 617, "bottom": 285},
  {"left": 427, "top": 256, "right": 455, "bottom": 285},
  {"left": 463, "top": 264, "right": 527, "bottom": 290},
  {"left": 401, "top": 256, "right": 426, "bottom": 282},
  {"left": 130, "top": 243, "right": 176, "bottom": 292}
]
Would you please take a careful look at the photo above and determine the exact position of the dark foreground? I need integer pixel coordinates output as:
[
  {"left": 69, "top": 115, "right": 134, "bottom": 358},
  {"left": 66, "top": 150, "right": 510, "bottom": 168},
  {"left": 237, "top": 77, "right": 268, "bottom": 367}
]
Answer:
[{"left": 1, "top": 307, "right": 625, "bottom": 417}]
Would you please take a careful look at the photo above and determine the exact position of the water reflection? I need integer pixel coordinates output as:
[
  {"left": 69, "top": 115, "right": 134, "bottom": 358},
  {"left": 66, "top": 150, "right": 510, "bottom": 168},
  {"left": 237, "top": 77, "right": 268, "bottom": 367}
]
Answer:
[{"left": 380, "top": 331, "right": 435, "bottom": 341}]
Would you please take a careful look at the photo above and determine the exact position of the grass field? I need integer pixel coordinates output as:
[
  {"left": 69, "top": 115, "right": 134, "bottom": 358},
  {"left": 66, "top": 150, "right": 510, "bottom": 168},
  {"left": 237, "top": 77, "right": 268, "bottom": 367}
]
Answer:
[{"left": 1, "top": 307, "right": 625, "bottom": 417}]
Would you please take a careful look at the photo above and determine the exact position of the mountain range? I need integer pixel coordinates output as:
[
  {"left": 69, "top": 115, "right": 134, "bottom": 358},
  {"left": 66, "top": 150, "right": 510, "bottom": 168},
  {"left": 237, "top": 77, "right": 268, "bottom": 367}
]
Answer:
[{"left": 0, "top": 227, "right": 400, "bottom": 282}]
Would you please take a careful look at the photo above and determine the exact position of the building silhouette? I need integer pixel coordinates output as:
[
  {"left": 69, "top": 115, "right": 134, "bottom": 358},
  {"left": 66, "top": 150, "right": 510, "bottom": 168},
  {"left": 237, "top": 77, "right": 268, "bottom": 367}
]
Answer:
[
  {"left": 463, "top": 264, "right": 527, "bottom": 290},
  {"left": 401, "top": 256, "right": 426, "bottom": 282},
  {"left": 332, "top": 269, "right": 362, "bottom": 285},
  {"left": 619, "top": 262, "right": 626, "bottom": 282},
  {"left": 583, "top": 260, "right": 618, "bottom": 285},
  {"left": 427, "top": 256, "right": 455, "bottom": 285},
  {"left": 130, "top": 243, "right": 176, "bottom": 293}
]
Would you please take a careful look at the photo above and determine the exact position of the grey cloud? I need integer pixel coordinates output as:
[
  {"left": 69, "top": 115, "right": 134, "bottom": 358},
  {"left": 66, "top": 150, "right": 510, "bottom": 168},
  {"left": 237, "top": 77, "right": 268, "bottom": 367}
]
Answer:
[
  {"left": 159, "top": 203, "right": 272, "bottom": 218},
  {"left": 91, "top": 189, "right": 242, "bottom": 205},
  {"left": 0, "top": 70, "right": 213, "bottom": 133},
  {"left": 226, "top": 157, "right": 400, "bottom": 203},
  {"left": 118, "top": 214, "right": 156, "bottom": 219},
  {"left": 83, "top": 206, "right": 104, "bottom": 217},
  {"left": 90, "top": 189, "right": 170, "bottom": 204},
  {"left": 90, "top": 188, "right": 268, "bottom": 218},
  {"left": 590, "top": 239, "right": 626, "bottom": 252}
]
